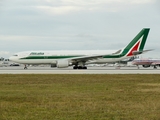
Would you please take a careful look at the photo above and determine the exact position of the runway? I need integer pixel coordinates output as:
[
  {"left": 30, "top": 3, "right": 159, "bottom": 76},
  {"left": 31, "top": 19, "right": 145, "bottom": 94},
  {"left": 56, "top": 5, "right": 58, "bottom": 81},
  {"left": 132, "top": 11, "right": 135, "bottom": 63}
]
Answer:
[{"left": 0, "top": 66, "right": 160, "bottom": 74}]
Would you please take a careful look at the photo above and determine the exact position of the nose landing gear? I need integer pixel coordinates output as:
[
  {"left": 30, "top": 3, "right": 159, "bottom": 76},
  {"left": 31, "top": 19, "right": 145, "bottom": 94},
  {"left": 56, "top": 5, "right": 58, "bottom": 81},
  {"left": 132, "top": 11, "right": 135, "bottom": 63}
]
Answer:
[{"left": 24, "top": 65, "right": 28, "bottom": 69}]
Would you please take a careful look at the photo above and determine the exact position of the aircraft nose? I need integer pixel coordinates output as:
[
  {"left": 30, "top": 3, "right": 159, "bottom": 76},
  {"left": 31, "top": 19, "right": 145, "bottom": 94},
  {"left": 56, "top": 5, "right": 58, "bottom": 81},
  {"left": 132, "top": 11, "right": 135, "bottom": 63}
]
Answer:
[{"left": 9, "top": 56, "right": 16, "bottom": 62}]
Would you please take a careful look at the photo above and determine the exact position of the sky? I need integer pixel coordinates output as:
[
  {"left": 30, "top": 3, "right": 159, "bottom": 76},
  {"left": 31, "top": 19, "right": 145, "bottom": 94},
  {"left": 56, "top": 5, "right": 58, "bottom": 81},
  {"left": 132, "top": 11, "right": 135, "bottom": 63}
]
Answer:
[{"left": 0, "top": 0, "right": 160, "bottom": 58}]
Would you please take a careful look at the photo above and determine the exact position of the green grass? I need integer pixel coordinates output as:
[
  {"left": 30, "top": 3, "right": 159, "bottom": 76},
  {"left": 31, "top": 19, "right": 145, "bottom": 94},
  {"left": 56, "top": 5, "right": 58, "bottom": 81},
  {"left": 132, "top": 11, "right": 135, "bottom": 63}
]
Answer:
[{"left": 0, "top": 74, "right": 160, "bottom": 120}]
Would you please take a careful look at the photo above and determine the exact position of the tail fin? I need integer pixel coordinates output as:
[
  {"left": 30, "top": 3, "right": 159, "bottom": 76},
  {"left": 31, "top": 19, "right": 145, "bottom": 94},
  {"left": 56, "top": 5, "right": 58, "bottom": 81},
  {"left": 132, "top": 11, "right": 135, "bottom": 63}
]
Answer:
[{"left": 122, "top": 28, "right": 150, "bottom": 56}]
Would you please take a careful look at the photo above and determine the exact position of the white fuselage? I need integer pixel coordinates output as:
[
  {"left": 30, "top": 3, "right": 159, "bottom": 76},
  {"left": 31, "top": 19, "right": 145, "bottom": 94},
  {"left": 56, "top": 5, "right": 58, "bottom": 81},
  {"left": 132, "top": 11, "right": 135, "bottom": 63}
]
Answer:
[{"left": 9, "top": 50, "right": 128, "bottom": 65}]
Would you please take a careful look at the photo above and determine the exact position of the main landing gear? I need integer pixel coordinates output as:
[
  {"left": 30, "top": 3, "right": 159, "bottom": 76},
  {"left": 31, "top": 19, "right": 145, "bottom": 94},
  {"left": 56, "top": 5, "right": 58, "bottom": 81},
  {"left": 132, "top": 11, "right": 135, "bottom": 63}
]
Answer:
[
  {"left": 73, "top": 62, "right": 87, "bottom": 69},
  {"left": 73, "top": 66, "right": 87, "bottom": 69},
  {"left": 153, "top": 65, "right": 157, "bottom": 69}
]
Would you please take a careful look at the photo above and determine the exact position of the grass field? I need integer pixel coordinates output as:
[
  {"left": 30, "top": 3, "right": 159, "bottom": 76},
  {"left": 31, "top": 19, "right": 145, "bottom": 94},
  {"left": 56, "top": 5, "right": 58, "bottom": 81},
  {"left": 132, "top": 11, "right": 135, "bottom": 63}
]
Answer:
[{"left": 0, "top": 74, "right": 160, "bottom": 120}]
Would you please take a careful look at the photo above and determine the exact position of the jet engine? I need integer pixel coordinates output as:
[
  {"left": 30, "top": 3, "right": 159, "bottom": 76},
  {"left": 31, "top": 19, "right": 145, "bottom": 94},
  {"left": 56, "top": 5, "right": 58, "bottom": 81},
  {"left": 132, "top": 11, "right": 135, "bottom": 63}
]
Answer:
[{"left": 57, "top": 60, "right": 69, "bottom": 68}]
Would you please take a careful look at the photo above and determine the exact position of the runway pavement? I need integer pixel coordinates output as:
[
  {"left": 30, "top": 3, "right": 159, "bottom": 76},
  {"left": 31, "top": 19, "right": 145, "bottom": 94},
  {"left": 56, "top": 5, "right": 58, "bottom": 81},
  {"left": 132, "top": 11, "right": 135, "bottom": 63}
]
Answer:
[{"left": 0, "top": 66, "right": 160, "bottom": 74}]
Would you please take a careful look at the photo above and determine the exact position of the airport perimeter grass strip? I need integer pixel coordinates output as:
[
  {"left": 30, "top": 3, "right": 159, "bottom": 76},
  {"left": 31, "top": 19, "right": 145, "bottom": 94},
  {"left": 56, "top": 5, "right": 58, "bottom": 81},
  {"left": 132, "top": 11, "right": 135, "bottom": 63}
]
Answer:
[{"left": 0, "top": 74, "right": 160, "bottom": 120}]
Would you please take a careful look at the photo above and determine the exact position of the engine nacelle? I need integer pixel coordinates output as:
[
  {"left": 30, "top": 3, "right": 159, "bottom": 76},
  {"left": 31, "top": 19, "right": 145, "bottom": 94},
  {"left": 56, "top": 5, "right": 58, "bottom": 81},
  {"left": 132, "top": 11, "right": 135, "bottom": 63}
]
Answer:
[
  {"left": 57, "top": 60, "right": 69, "bottom": 68},
  {"left": 142, "top": 65, "right": 150, "bottom": 68}
]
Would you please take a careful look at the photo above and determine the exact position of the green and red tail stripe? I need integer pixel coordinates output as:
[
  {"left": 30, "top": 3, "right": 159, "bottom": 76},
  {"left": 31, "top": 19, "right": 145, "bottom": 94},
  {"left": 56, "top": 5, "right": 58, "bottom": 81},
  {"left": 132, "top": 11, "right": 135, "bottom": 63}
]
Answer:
[{"left": 122, "top": 28, "right": 150, "bottom": 57}]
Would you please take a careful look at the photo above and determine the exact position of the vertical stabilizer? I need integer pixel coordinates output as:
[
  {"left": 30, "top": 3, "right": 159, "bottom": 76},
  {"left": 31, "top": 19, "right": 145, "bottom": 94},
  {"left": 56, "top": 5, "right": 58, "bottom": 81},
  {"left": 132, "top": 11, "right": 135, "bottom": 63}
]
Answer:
[{"left": 122, "top": 28, "right": 150, "bottom": 56}]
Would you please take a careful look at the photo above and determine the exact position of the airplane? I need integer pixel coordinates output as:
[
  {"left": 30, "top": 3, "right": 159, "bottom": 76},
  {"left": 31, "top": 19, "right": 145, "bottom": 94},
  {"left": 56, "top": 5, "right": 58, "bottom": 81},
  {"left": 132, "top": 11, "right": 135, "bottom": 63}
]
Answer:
[
  {"left": 9, "top": 28, "right": 151, "bottom": 69},
  {"left": 132, "top": 58, "right": 160, "bottom": 69},
  {"left": 0, "top": 58, "right": 10, "bottom": 67}
]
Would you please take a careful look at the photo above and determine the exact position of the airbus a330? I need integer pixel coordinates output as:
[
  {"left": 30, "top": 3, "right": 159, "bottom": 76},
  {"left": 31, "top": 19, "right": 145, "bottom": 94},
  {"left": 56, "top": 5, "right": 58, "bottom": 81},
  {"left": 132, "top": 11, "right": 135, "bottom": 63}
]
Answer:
[{"left": 9, "top": 28, "right": 151, "bottom": 69}]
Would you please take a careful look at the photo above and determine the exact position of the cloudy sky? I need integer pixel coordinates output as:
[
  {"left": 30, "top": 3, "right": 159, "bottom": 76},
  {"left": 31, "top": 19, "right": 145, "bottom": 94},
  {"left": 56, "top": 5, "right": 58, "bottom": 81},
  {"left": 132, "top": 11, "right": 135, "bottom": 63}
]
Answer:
[{"left": 0, "top": 0, "right": 160, "bottom": 58}]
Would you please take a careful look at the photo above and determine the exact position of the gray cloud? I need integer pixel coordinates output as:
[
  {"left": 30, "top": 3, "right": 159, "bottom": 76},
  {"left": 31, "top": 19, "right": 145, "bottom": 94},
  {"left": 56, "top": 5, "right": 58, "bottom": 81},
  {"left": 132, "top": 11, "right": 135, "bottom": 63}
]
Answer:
[{"left": 0, "top": 0, "right": 159, "bottom": 58}]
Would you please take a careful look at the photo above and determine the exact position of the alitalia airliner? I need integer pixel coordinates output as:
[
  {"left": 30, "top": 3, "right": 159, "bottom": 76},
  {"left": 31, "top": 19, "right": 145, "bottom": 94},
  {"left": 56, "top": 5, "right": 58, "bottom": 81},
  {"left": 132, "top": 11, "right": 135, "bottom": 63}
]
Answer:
[{"left": 9, "top": 28, "right": 151, "bottom": 69}]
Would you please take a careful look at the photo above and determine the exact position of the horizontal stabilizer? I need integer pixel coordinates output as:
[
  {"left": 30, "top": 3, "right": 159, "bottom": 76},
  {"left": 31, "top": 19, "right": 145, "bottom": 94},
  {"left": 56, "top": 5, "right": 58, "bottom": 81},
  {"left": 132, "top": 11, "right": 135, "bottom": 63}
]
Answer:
[{"left": 132, "top": 49, "right": 154, "bottom": 55}]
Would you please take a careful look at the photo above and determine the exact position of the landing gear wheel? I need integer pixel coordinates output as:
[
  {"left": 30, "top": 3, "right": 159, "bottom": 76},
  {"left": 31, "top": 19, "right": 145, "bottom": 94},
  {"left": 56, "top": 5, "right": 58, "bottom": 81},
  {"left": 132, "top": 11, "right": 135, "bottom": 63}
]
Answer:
[
  {"left": 78, "top": 66, "right": 83, "bottom": 69},
  {"left": 82, "top": 66, "right": 87, "bottom": 69},
  {"left": 73, "top": 66, "right": 78, "bottom": 69},
  {"left": 78, "top": 66, "right": 87, "bottom": 69},
  {"left": 73, "top": 66, "right": 87, "bottom": 69},
  {"left": 24, "top": 67, "right": 28, "bottom": 69},
  {"left": 154, "top": 66, "right": 157, "bottom": 69}
]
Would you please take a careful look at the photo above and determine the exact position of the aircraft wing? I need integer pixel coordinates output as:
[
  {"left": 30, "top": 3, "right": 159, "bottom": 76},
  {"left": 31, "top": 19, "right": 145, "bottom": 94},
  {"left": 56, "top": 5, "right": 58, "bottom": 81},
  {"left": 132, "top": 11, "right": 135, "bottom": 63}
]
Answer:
[{"left": 69, "top": 54, "right": 105, "bottom": 63}]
